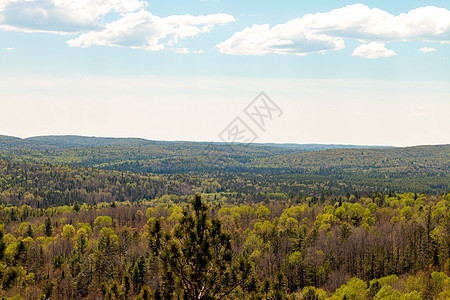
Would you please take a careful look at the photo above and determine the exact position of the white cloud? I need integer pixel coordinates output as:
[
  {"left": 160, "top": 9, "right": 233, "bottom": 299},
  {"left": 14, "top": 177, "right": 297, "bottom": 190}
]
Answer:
[
  {"left": 0, "top": 0, "right": 234, "bottom": 51},
  {"left": 67, "top": 10, "right": 235, "bottom": 50},
  {"left": 216, "top": 23, "right": 344, "bottom": 55},
  {"left": 217, "top": 4, "right": 450, "bottom": 56},
  {"left": 352, "top": 42, "right": 396, "bottom": 58},
  {"left": 5, "top": 47, "right": 15, "bottom": 50},
  {"left": 0, "top": 0, "right": 146, "bottom": 33},
  {"left": 176, "top": 48, "right": 204, "bottom": 54},
  {"left": 419, "top": 47, "right": 437, "bottom": 53}
]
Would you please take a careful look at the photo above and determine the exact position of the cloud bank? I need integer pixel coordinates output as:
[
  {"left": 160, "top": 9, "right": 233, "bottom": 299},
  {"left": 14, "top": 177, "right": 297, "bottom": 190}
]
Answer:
[
  {"left": 217, "top": 4, "right": 450, "bottom": 57},
  {"left": 1, "top": 2, "right": 449, "bottom": 56},
  {"left": 0, "top": 0, "right": 145, "bottom": 32},
  {"left": 67, "top": 11, "right": 235, "bottom": 50},
  {"left": 0, "top": 0, "right": 234, "bottom": 50}
]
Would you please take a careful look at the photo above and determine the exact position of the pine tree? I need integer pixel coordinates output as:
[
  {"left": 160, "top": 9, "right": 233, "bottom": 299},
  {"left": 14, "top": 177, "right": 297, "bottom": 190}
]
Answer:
[
  {"left": 27, "top": 224, "right": 33, "bottom": 238},
  {"left": 148, "top": 195, "right": 254, "bottom": 299},
  {"left": 0, "top": 229, "right": 6, "bottom": 260},
  {"left": 132, "top": 256, "right": 146, "bottom": 293},
  {"left": 44, "top": 217, "right": 52, "bottom": 237}
]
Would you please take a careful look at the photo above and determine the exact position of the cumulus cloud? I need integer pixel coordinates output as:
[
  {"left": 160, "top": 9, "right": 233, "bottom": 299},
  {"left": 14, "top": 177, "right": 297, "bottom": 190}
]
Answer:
[
  {"left": 0, "top": 0, "right": 234, "bottom": 51},
  {"left": 217, "top": 4, "right": 450, "bottom": 56},
  {"left": 67, "top": 10, "right": 234, "bottom": 50},
  {"left": 0, "top": 0, "right": 145, "bottom": 33},
  {"left": 419, "top": 47, "right": 437, "bottom": 53},
  {"left": 216, "top": 23, "right": 344, "bottom": 55},
  {"left": 352, "top": 42, "right": 396, "bottom": 58}
]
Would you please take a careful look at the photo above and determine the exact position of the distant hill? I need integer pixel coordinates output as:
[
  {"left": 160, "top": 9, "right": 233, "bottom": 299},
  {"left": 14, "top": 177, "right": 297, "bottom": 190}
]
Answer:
[
  {"left": 1, "top": 134, "right": 392, "bottom": 151},
  {"left": 0, "top": 134, "right": 55, "bottom": 151},
  {"left": 0, "top": 134, "right": 400, "bottom": 174},
  {"left": 0, "top": 135, "right": 21, "bottom": 143},
  {"left": 257, "top": 143, "right": 392, "bottom": 151},
  {"left": 26, "top": 135, "right": 154, "bottom": 148}
]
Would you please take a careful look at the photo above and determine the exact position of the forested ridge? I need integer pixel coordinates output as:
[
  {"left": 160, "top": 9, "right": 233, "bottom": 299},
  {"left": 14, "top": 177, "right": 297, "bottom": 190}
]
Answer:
[
  {"left": 0, "top": 135, "right": 450, "bottom": 299},
  {"left": 0, "top": 156, "right": 448, "bottom": 210},
  {"left": 0, "top": 135, "right": 449, "bottom": 194}
]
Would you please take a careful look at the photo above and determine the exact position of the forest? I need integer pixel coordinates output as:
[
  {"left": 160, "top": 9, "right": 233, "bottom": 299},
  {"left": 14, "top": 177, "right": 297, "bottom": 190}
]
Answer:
[
  {"left": 0, "top": 135, "right": 449, "bottom": 195},
  {"left": 0, "top": 135, "right": 449, "bottom": 299},
  {"left": 1, "top": 192, "right": 450, "bottom": 299}
]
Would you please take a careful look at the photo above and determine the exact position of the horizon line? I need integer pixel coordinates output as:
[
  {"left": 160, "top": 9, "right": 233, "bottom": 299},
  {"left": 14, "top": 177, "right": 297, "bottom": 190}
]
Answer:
[{"left": 4, "top": 133, "right": 450, "bottom": 148}]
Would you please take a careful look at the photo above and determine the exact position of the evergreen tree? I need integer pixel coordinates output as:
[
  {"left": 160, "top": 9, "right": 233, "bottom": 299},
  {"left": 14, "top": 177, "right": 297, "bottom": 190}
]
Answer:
[
  {"left": 0, "top": 229, "right": 6, "bottom": 260},
  {"left": 149, "top": 195, "right": 254, "bottom": 299},
  {"left": 44, "top": 217, "right": 52, "bottom": 237},
  {"left": 132, "top": 256, "right": 146, "bottom": 293}
]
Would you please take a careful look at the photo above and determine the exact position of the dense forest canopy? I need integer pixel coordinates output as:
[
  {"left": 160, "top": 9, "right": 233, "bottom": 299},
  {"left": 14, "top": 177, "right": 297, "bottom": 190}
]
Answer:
[
  {"left": 1, "top": 192, "right": 450, "bottom": 299},
  {"left": 0, "top": 135, "right": 449, "bottom": 196},
  {"left": 0, "top": 135, "right": 449, "bottom": 299}
]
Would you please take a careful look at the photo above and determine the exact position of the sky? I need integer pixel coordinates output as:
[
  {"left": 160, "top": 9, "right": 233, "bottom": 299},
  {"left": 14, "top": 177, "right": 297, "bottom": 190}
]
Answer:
[{"left": 0, "top": 0, "right": 449, "bottom": 146}]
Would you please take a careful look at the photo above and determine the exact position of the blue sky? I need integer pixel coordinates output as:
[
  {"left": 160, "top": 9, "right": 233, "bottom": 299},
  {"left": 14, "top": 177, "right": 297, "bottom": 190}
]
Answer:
[{"left": 0, "top": 0, "right": 449, "bottom": 146}]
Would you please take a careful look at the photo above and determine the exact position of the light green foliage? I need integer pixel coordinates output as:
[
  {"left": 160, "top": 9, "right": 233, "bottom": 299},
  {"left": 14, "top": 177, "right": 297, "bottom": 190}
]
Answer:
[
  {"left": 255, "top": 220, "right": 275, "bottom": 241},
  {"left": 287, "top": 251, "right": 302, "bottom": 265},
  {"left": 74, "top": 224, "right": 92, "bottom": 253},
  {"left": 374, "top": 285, "right": 402, "bottom": 299},
  {"left": 348, "top": 203, "right": 365, "bottom": 226},
  {"left": 334, "top": 206, "right": 346, "bottom": 221},
  {"left": 285, "top": 217, "right": 299, "bottom": 231},
  {"left": 403, "top": 291, "right": 423, "bottom": 300},
  {"left": 314, "top": 213, "right": 333, "bottom": 231},
  {"left": 257, "top": 205, "right": 271, "bottom": 220},
  {"left": 378, "top": 274, "right": 399, "bottom": 287},
  {"left": 77, "top": 223, "right": 92, "bottom": 235},
  {"left": 401, "top": 206, "right": 413, "bottom": 221},
  {"left": 145, "top": 207, "right": 154, "bottom": 217},
  {"left": 301, "top": 286, "right": 327, "bottom": 299},
  {"left": 244, "top": 233, "right": 264, "bottom": 255},
  {"left": 362, "top": 208, "right": 375, "bottom": 227},
  {"left": 94, "top": 216, "right": 112, "bottom": 229},
  {"left": 331, "top": 277, "right": 367, "bottom": 300},
  {"left": 61, "top": 224, "right": 75, "bottom": 240},
  {"left": 280, "top": 205, "right": 308, "bottom": 224},
  {"left": 437, "top": 289, "right": 450, "bottom": 300},
  {"left": 98, "top": 227, "right": 119, "bottom": 252},
  {"left": 18, "top": 222, "right": 36, "bottom": 237}
]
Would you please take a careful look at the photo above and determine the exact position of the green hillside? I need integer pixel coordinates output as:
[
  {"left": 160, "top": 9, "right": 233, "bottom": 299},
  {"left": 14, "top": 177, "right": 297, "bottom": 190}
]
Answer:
[{"left": 0, "top": 136, "right": 448, "bottom": 195}]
